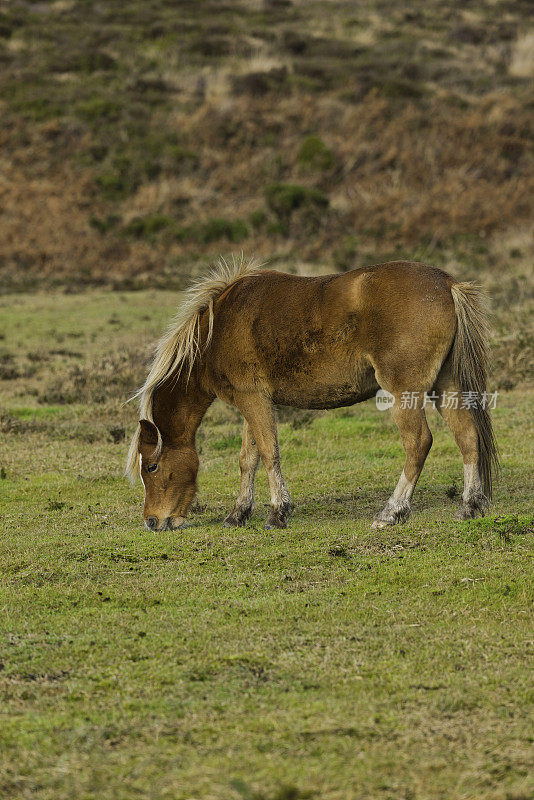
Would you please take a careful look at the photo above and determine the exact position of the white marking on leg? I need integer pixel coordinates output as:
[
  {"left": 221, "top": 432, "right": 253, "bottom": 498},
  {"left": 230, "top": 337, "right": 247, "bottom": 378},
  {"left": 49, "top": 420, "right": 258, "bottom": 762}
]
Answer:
[
  {"left": 462, "top": 463, "right": 482, "bottom": 503},
  {"left": 267, "top": 463, "right": 291, "bottom": 510},
  {"left": 391, "top": 470, "right": 415, "bottom": 502},
  {"left": 456, "top": 461, "right": 488, "bottom": 519},
  {"left": 372, "top": 470, "right": 414, "bottom": 529},
  {"left": 235, "top": 466, "right": 256, "bottom": 512},
  {"left": 231, "top": 434, "right": 259, "bottom": 520}
]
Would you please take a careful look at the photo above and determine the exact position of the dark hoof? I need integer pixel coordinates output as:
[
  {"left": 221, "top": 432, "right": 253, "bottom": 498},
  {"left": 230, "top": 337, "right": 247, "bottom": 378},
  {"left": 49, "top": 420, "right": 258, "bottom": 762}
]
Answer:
[
  {"left": 264, "top": 519, "right": 287, "bottom": 530},
  {"left": 371, "top": 499, "right": 411, "bottom": 530},
  {"left": 455, "top": 506, "right": 482, "bottom": 520},
  {"left": 223, "top": 505, "right": 253, "bottom": 527},
  {"left": 264, "top": 502, "right": 291, "bottom": 530},
  {"left": 455, "top": 491, "right": 489, "bottom": 520}
]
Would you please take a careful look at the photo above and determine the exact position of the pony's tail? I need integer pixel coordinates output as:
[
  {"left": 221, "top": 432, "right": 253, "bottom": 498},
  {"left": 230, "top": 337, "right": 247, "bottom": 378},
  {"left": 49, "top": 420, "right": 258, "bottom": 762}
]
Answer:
[{"left": 450, "top": 282, "right": 500, "bottom": 498}]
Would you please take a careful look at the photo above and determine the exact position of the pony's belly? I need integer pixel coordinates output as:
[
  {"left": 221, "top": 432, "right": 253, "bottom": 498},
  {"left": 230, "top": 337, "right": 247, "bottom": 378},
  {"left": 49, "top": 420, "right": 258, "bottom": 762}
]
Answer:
[
  {"left": 271, "top": 374, "right": 379, "bottom": 410},
  {"left": 268, "top": 357, "right": 379, "bottom": 409}
]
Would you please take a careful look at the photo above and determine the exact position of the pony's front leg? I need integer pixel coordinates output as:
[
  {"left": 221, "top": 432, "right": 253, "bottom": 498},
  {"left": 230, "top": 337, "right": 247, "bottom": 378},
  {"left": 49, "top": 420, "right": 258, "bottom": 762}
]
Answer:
[
  {"left": 224, "top": 420, "right": 259, "bottom": 527},
  {"left": 235, "top": 393, "right": 292, "bottom": 529}
]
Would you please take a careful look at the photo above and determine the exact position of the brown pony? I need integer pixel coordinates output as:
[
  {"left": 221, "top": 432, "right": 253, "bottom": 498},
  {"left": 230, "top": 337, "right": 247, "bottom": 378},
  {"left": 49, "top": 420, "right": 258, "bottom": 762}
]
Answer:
[{"left": 126, "top": 257, "right": 498, "bottom": 531}]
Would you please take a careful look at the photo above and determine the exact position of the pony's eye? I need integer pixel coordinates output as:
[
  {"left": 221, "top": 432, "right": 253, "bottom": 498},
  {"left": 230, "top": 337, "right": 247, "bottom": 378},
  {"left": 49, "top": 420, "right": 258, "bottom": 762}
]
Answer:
[{"left": 146, "top": 463, "right": 158, "bottom": 473}]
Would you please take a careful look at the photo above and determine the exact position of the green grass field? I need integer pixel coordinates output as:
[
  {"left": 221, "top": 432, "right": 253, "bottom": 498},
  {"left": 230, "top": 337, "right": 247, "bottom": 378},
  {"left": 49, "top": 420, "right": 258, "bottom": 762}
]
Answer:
[{"left": 0, "top": 291, "right": 533, "bottom": 800}]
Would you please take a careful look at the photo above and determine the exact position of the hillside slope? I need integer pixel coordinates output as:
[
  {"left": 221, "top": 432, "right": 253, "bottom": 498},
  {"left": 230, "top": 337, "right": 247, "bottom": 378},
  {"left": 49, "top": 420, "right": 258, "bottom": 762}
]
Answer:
[{"left": 0, "top": 0, "right": 532, "bottom": 384}]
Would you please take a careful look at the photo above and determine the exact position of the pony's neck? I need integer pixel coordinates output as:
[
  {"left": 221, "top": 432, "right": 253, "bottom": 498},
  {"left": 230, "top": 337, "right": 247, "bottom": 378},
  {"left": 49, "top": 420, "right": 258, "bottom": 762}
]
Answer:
[{"left": 152, "top": 368, "right": 213, "bottom": 447}]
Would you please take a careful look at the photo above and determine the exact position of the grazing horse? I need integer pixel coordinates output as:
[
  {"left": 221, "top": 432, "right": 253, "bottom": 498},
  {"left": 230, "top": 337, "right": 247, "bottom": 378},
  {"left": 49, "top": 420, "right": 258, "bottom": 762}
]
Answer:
[{"left": 126, "top": 258, "right": 498, "bottom": 531}]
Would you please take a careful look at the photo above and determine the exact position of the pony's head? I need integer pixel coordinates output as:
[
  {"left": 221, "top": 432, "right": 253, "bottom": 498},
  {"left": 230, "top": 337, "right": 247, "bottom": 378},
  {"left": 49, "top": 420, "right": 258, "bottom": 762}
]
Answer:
[
  {"left": 136, "top": 419, "right": 198, "bottom": 531},
  {"left": 126, "top": 257, "right": 260, "bottom": 530}
]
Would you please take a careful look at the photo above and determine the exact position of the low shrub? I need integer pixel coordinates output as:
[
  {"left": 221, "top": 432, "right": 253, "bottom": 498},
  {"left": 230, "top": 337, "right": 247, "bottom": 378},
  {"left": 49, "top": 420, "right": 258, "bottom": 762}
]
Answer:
[
  {"left": 298, "top": 135, "right": 335, "bottom": 171},
  {"left": 89, "top": 215, "right": 121, "bottom": 234},
  {"left": 377, "top": 79, "right": 425, "bottom": 99},
  {"left": 76, "top": 98, "right": 122, "bottom": 121},
  {"left": 231, "top": 67, "right": 288, "bottom": 96},
  {"left": 249, "top": 210, "right": 268, "bottom": 230},
  {"left": 95, "top": 173, "right": 132, "bottom": 199},
  {"left": 264, "top": 183, "right": 329, "bottom": 229},
  {"left": 123, "top": 214, "right": 173, "bottom": 239},
  {"left": 193, "top": 218, "right": 249, "bottom": 244},
  {"left": 39, "top": 351, "right": 146, "bottom": 405}
]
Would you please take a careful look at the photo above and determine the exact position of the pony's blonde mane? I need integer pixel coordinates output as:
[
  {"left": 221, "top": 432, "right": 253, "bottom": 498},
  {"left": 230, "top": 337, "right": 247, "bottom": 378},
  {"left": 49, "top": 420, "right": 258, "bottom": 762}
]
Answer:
[{"left": 125, "top": 255, "right": 260, "bottom": 484}]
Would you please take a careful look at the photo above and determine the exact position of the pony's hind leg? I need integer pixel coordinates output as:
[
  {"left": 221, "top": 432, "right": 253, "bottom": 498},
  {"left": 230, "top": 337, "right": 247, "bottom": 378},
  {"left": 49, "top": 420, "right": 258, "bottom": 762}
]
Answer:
[
  {"left": 224, "top": 420, "right": 260, "bottom": 526},
  {"left": 435, "top": 391, "right": 488, "bottom": 520},
  {"left": 234, "top": 393, "right": 292, "bottom": 529},
  {"left": 372, "top": 397, "right": 433, "bottom": 529}
]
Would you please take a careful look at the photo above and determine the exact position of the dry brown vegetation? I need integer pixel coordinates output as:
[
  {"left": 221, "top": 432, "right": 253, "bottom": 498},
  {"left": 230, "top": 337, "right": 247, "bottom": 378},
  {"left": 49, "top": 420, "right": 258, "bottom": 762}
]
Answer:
[{"left": 0, "top": 0, "right": 532, "bottom": 386}]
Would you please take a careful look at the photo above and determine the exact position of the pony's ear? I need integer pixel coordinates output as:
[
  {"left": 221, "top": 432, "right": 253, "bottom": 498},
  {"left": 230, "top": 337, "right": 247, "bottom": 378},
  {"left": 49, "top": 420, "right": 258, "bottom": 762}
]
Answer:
[{"left": 138, "top": 419, "right": 160, "bottom": 447}]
